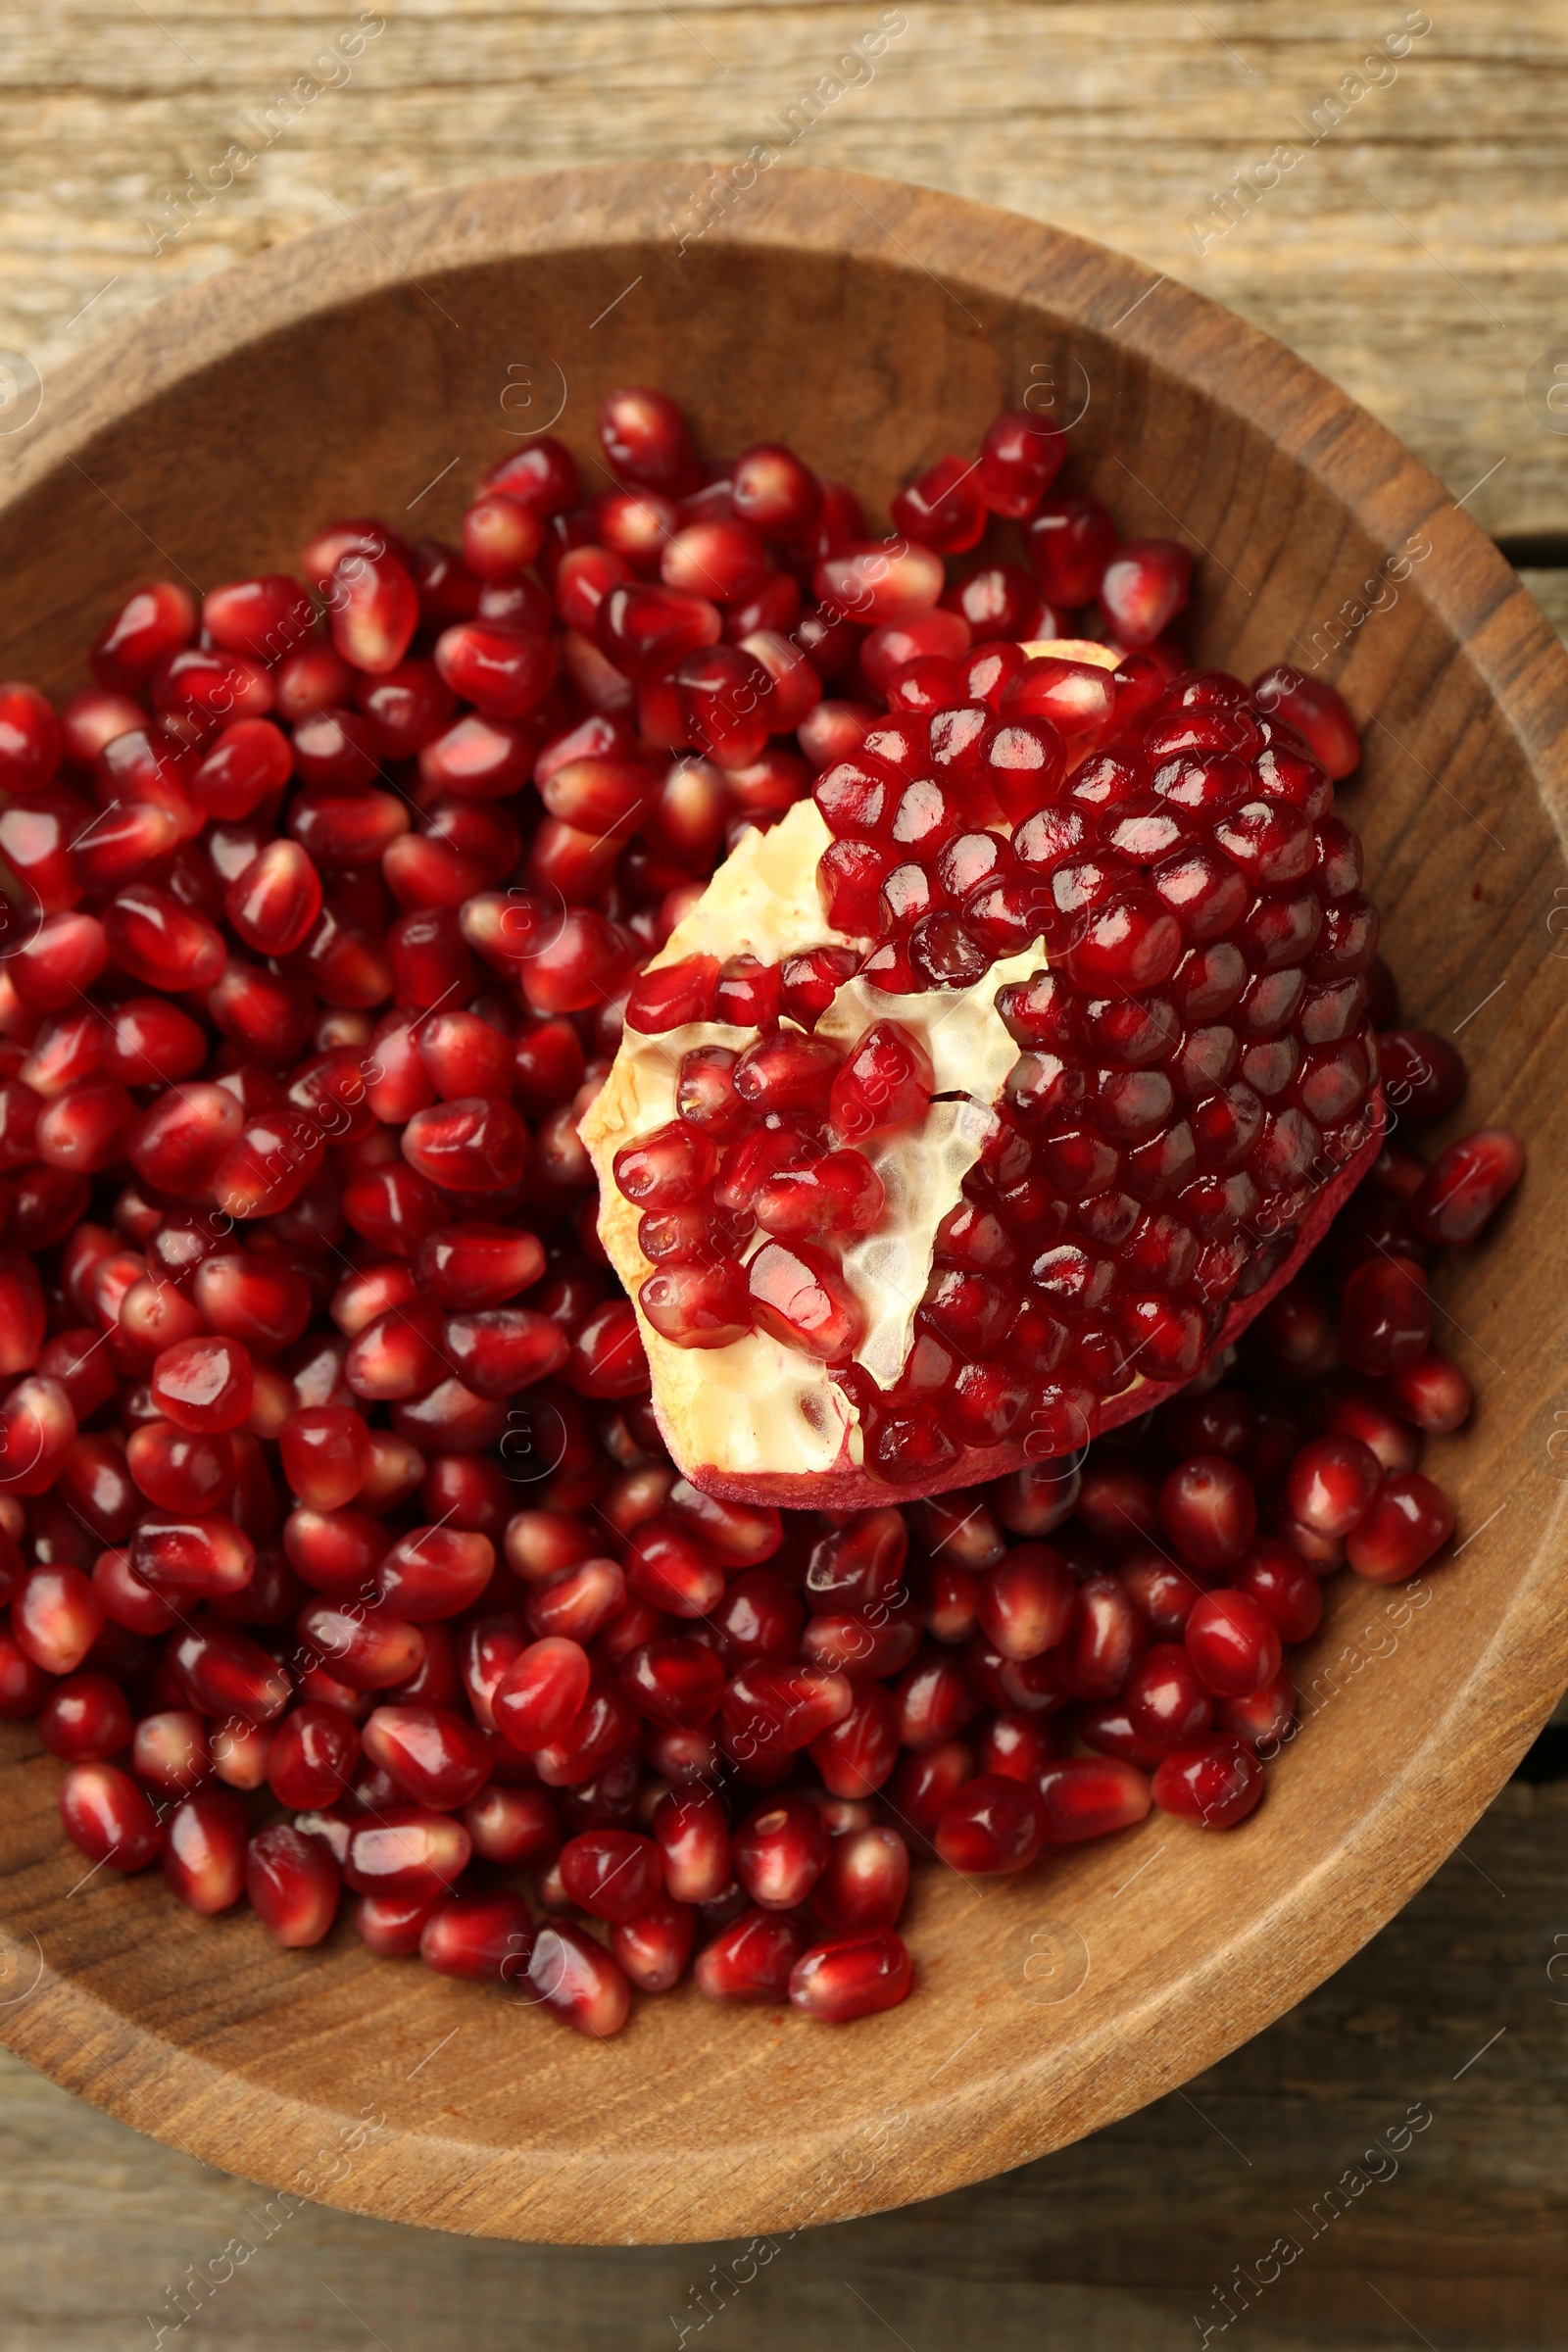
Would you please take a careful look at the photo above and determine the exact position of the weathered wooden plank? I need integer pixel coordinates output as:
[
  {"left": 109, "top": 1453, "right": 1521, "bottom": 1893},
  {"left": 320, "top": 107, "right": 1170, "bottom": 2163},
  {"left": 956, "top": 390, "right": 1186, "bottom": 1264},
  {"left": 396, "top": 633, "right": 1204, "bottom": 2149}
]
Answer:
[{"left": 0, "top": 4, "right": 1565, "bottom": 533}]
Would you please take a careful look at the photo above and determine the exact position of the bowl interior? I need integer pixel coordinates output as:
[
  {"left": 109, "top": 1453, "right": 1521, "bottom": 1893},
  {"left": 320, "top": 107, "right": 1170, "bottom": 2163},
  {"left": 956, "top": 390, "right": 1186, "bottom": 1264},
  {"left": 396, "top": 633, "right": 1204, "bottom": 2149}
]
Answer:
[{"left": 0, "top": 167, "right": 1564, "bottom": 2245}]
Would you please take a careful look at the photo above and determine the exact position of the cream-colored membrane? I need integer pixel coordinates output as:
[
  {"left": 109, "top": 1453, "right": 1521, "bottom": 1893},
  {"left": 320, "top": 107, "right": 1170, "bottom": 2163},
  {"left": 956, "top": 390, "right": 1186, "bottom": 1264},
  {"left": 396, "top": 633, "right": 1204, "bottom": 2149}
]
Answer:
[{"left": 578, "top": 641, "right": 1124, "bottom": 1480}]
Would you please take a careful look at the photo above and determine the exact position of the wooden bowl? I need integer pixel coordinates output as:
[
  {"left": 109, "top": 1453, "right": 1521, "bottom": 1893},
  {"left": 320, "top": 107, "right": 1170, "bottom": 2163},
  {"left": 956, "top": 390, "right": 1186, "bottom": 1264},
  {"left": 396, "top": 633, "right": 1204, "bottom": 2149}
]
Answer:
[{"left": 0, "top": 165, "right": 1563, "bottom": 2246}]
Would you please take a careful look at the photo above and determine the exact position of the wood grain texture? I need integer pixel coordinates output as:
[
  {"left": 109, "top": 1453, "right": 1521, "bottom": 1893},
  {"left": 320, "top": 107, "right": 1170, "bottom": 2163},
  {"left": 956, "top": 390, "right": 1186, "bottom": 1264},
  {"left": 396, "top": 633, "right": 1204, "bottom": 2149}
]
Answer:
[
  {"left": 2, "top": 1780, "right": 1564, "bottom": 2348},
  {"left": 2, "top": 3, "right": 1567, "bottom": 537},
  {"left": 0, "top": 162, "right": 1564, "bottom": 2245}
]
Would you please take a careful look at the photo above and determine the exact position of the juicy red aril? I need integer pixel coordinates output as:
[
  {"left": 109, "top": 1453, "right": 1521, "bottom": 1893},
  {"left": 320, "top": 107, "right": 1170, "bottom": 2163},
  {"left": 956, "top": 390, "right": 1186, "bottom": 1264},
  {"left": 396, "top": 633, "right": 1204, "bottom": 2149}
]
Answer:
[
  {"left": 1184, "top": 1590, "right": 1283, "bottom": 1698},
  {"left": 528, "top": 1917, "right": 632, "bottom": 2034},
  {"left": 1151, "top": 1735, "right": 1264, "bottom": 1828},
  {"left": 1035, "top": 1756, "right": 1152, "bottom": 1841},
  {"left": 1251, "top": 664, "right": 1360, "bottom": 779},
  {"left": 695, "top": 1908, "right": 806, "bottom": 2002},
  {"left": 1408, "top": 1128, "right": 1524, "bottom": 1246},
  {"left": 1157, "top": 1454, "right": 1256, "bottom": 1571},
  {"left": 1387, "top": 1348, "right": 1472, "bottom": 1434},
  {"left": 1285, "top": 1434, "right": 1381, "bottom": 1536},
  {"left": 1339, "top": 1256, "right": 1431, "bottom": 1374},
  {"left": 1347, "top": 1472, "right": 1454, "bottom": 1582},
  {"left": 245, "top": 1824, "right": 341, "bottom": 1946},
  {"left": 1124, "top": 1644, "right": 1212, "bottom": 1750},
  {"left": 60, "top": 1761, "right": 164, "bottom": 1871},
  {"left": 734, "top": 1794, "right": 828, "bottom": 1909},
  {"left": 935, "top": 1773, "right": 1045, "bottom": 1874},
  {"left": 560, "top": 1828, "right": 663, "bottom": 1922},
  {"left": 790, "top": 1928, "right": 911, "bottom": 2023}
]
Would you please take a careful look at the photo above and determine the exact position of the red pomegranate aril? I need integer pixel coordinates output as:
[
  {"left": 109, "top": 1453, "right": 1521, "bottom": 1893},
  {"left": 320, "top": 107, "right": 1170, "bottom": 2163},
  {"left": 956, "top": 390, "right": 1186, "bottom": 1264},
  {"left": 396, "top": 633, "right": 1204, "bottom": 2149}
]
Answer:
[
  {"left": 528, "top": 1917, "right": 632, "bottom": 2034},
  {"left": 694, "top": 1907, "right": 806, "bottom": 2002},
  {"left": 463, "top": 1782, "right": 560, "bottom": 1868},
  {"left": 1285, "top": 1434, "right": 1382, "bottom": 1537},
  {"left": 599, "top": 385, "right": 699, "bottom": 496},
  {"left": 361, "top": 1702, "right": 492, "bottom": 1808},
  {"left": 1124, "top": 1643, "right": 1212, "bottom": 1750},
  {"left": 297, "top": 1598, "right": 425, "bottom": 1691},
  {"left": 267, "top": 1702, "right": 361, "bottom": 1808},
  {"left": 1408, "top": 1127, "right": 1524, "bottom": 1246},
  {"left": 162, "top": 1788, "right": 248, "bottom": 1914},
  {"left": 37, "top": 1671, "right": 130, "bottom": 1763},
  {"left": 731, "top": 1793, "right": 827, "bottom": 1911},
  {"left": 150, "top": 1336, "right": 253, "bottom": 1435},
  {"left": 606, "top": 1895, "right": 692, "bottom": 1992},
  {"left": 1033, "top": 1755, "right": 1152, "bottom": 1842},
  {"left": 559, "top": 1827, "right": 663, "bottom": 1923},
  {"left": 416, "top": 1890, "right": 531, "bottom": 1985},
  {"left": 344, "top": 1805, "right": 469, "bottom": 1904},
  {"left": 935, "top": 1772, "right": 1045, "bottom": 1874},
  {"left": 243, "top": 1823, "right": 340, "bottom": 1946},
  {"left": 787, "top": 1928, "right": 911, "bottom": 2024},
  {"left": 1346, "top": 1471, "right": 1454, "bottom": 1582},
  {"left": 1152, "top": 1734, "right": 1264, "bottom": 1828},
  {"left": 494, "top": 1636, "right": 591, "bottom": 1751},
  {"left": 60, "top": 1759, "right": 164, "bottom": 1871},
  {"left": 1232, "top": 1540, "right": 1323, "bottom": 1642},
  {"left": 130, "top": 1708, "right": 210, "bottom": 1794},
  {"left": 1158, "top": 1454, "right": 1257, "bottom": 1572},
  {"left": 1251, "top": 664, "right": 1360, "bottom": 778},
  {"left": 13, "top": 1564, "right": 103, "bottom": 1675},
  {"left": 130, "top": 1510, "right": 254, "bottom": 1601},
  {"left": 1184, "top": 1590, "right": 1283, "bottom": 1699},
  {"left": 1387, "top": 1348, "right": 1472, "bottom": 1434},
  {"left": 976, "top": 1544, "right": 1074, "bottom": 1660},
  {"left": 1339, "top": 1255, "right": 1431, "bottom": 1375}
]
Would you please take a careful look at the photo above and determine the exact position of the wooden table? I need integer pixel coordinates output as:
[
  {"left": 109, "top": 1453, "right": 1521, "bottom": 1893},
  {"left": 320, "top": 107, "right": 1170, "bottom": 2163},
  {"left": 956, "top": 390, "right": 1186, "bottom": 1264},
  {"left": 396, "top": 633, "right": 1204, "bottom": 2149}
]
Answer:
[{"left": 2, "top": 3, "right": 1566, "bottom": 2341}]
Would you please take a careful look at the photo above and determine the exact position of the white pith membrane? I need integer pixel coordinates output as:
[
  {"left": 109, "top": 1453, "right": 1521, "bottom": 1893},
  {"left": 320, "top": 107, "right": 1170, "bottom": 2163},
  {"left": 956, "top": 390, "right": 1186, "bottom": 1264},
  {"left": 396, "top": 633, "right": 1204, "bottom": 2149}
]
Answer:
[{"left": 579, "top": 642, "right": 1130, "bottom": 1488}]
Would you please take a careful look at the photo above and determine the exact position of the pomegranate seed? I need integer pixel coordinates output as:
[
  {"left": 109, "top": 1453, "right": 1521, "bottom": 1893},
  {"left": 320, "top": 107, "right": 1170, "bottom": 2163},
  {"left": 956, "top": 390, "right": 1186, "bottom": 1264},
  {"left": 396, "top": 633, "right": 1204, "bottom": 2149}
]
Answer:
[
  {"left": 528, "top": 1917, "right": 632, "bottom": 2034},
  {"left": 608, "top": 1895, "right": 693, "bottom": 1992},
  {"left": 1125, "top": 1645, "right": 1213, "bottom": 1750},
  {"left": 1346, "top": 1471, "right": 1454, "bottom": 1582},
  {"left": 695, "top": 1907, "right": 806, "bottom": 2002},
  {"left": 1184, "top": 1590, "right": 1283, "bottom": 1698},
  {"left": 789, "top": 1928, "right": 911, "bottom": 2023},
  {"left": 60, "top": 1760, "right": 164, "bottom": 1870},
  {"left": 131, "top": 1709, "right": 211, "bottom": 1794},
  {"left": 1231, "top": 1540, "right": 1323, "bottom": 1642},
  {"left": 1286, "top": 1434, "right": 1382, "bottom": 1536},
  {"left": 1408, "top": 1127, "right": 1524, "bottom": 1246},
  {"left": 494, "top": 1632, "right": 592, "bottom": 1749},
  {"left": 1151, "top": 1735, "right": 1264, "bottom": 1828},
  {"left": 1251, "top": 664, "right": 1360, "bottom": 778},
  {"left": 734, "top": 1794, "right": 828, "bottom": 1909},
  {"left": 464, "top": 1782, "right": 560, "bottom": 1866},
  {"left": 246, "top": 1823, "right": 341, "bottom": 1945},
  {"left": 421, "top": 1889, "right": 533, "bottom": 1983},
  {"left": 599, "top": 387, "right": 699, "bottom": 497},
  {"left": 559, "top": 1827, "right": 663, "bottom": 1922},
  {"left": 13, "top": 1564, "right": 103, "bottom": 1674},
  {"left": 1339, "top": 1256, "right": 1431, "bottom": 1374},
  {"left": 162, "top": 1788, "right": 248, "bottom": 1914},
  {"left": 37, "top": 1671, "right": 132, "bottom": 1762},
  {"left": 1035, "top": 1755, "right": 1152, "bottom": 1840},
  {"left": 654, "top": 1787, "right": 732, "bottom": 1901},
  {"left": 1387, "top": 1348, "right": 1472, "bottom": 1433},
  {"left": 935, "top": 1773, "right": 1045, "bottom": 1873}
]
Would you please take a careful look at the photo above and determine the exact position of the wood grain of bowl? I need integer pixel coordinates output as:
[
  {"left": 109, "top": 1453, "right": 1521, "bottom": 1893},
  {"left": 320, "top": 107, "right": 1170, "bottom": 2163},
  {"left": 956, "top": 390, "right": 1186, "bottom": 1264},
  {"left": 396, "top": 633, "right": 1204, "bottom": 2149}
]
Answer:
[{"left": 0, "top": 164, "right": 1563, "bottom": 2246}]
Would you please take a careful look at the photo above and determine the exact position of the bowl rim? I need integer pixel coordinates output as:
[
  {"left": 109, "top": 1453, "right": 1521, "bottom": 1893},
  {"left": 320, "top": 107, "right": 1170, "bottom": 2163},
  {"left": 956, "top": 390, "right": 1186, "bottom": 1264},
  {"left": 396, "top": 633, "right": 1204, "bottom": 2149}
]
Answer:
[{"left": 0, "top": 160, "right": 1565, "bottom": 2246}]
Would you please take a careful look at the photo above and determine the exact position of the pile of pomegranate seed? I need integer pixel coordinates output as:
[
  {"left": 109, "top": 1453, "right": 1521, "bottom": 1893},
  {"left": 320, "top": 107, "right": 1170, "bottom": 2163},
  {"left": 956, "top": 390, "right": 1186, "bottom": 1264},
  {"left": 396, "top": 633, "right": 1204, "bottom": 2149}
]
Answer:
[{"left": 0, "top": 384, "right": 1522, "bottom": 2031}]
